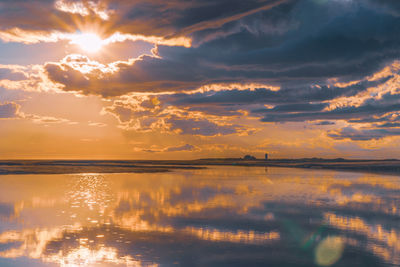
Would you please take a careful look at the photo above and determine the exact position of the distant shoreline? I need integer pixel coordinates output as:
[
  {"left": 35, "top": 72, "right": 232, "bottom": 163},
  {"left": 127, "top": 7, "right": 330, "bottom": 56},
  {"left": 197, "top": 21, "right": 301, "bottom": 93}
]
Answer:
[
  {"left": 0, "top": 160, "right": 205, "bottom": 175},
  {"left": 0, "top": 159, "right": 400, "bottom": 176}
]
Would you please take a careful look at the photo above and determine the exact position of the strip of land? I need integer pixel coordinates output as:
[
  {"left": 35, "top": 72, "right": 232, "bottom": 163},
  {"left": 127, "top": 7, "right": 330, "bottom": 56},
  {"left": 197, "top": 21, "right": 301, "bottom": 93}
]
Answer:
[
  {"left": 0, "top": 160, "right": 204, "bottom": 175},
  {"left": 139, "top": 158, "right": 400, "bottom": 176},
  {"left": 0, "top": 159, "right": 400, "bottom": 175}
]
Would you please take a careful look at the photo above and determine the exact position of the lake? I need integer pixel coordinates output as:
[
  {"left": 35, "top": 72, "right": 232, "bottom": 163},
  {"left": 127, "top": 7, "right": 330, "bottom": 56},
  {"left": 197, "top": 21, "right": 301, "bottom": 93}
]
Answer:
[{"left": 0, "top": 166, "right": 398, "bottom": 266}]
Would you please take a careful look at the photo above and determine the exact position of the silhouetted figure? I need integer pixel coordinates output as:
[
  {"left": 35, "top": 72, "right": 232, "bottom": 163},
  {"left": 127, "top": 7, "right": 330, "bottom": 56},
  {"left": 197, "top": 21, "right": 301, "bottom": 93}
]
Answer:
[{"left": 265, "top": 153, "right": 269, "bottom": 160}]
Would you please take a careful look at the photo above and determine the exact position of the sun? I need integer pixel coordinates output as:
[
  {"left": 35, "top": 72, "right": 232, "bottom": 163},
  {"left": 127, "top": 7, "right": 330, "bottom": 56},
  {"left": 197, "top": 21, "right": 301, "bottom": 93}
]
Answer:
[{"left": 70, "top": 33, "right": 104, "bottom": 53}]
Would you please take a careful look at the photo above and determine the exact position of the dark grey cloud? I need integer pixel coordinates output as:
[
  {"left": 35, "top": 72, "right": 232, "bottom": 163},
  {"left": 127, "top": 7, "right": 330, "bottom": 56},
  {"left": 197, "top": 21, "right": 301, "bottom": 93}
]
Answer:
[
  {"left": 109, "top": 0, "right": 292, "bottom": 38},
  {"left": 167, "top": 117, "right": 240, "bottom": 136},
  {"left": 257, "top": 103, "right": 400, "bottom": 123},
  {"left": 376, "top": 122, "right": 400, "bottom": 128},
  {"left": 151, "top": 74, "right": 392, "bottom": 118},
  {"left": 259, "top": 103, "right": 328, "bottom": 113},
  {"left": 163, "top": 77, "right": 389, "bottom": 106},
  {"left": 328, "top": 127, "right": 400, "bottom": 141},
  {"left": 0, "top": 0, "right": 290, "bottom": 40},
  {"left": 0, "top": 0, "right": 93, "bottom": 36},
  {"left": 44, "top": 54, "right": 206, "bottom": 96},
  {"left": 251, "top": 88, "right": 400, "bottom": 124},
  {"left": 314, "top": 121, "right": 335, "bottom": 126},
  {"left": 189, "top": 1, "right": 298, "bottom": 46},
  {"left": 43, "top": 0, "right": 400, "bottom": 97},
  {"left": 365, "top": 0, "right": 400, "bottom": 16},
  {"left": 152, "top": 0, "right": 400, "bottom": 83}
]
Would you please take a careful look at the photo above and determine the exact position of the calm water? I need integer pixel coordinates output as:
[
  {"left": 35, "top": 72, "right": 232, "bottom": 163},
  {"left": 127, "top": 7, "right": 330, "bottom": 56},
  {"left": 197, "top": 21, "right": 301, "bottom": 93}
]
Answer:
[{"left": 0, "top": 166, "right": 399, "bottom": 267}]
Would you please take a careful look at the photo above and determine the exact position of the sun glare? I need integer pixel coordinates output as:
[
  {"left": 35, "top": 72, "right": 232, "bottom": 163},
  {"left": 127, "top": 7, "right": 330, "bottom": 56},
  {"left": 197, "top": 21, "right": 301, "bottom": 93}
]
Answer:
[{"left": 70, "top": 33, "right": 104, "bottom": 53}]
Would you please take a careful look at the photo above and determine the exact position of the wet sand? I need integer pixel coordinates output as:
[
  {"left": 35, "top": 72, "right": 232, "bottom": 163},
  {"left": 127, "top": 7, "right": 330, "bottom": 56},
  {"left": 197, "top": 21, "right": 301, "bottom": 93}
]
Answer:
[{"left": 0, "top": 160, "right": 204, "bottom": 175}]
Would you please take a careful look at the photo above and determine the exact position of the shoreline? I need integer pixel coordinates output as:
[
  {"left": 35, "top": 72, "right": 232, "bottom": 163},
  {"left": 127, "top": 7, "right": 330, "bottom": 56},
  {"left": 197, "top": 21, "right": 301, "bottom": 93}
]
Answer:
[{"left": 0, "top": 159, "right": 400, "bottom": 176}]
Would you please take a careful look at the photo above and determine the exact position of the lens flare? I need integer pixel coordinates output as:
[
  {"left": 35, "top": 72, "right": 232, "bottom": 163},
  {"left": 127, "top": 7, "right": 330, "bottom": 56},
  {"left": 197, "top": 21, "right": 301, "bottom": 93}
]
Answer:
[{"left": 315, "top": 236, "right": 345, "bottom": 266}]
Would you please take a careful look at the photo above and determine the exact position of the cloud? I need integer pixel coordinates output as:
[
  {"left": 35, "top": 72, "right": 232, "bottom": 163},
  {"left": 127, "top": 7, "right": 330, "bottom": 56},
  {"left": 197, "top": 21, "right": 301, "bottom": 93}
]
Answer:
[
  {"left": 138, "top": 143, "right": 198, "bottom": 153},
  {"left": 257, "top": 103, "right": 400, "bottom": 123},
  {"left": 3, "top": 0, "right": 400, "bottom": 150},
  {"left": 23, "top": 114, "right": 75, "bottom": 125},
  {"left": 44, "top": 53, "right": 208, "bottom": 96},
  {"left": 165, "top": 144, "right": 195, "bottom": 152},
  {"left": 88, "top": 121, "right": 107, "bottom": 127},
  {"left": 170, "top": 0, "right": 290, "bottom": 38},
  {"left": 328, "top": 127, "right": 400, "bottom": 141},
  {"left": 239, "top": 63, "right": 400, "bottom": 129},
  {"left": 314, "top": 121, "right": 335, "bottom": 126},
  {"left": 0, "top": 65, "right": 27, "bottom": 80},
  {"left": 102, "top": 94, "right": 253, "bottom": 137},
  {"left": 164, "top": 77, "right": 389, "bottom": 107},
  {"left": 0, "top": 102, "right": 20, "bottom": 118},
  {"left": 54, "top": 0, "right": 112, "bottom": 20},
  {"left": 87, "top": 58, "right": 400, "bottom": 141},
  {"left": 1, "top": 0, "right": 395, "bottom": 101},
  {"left": 376, "top": 122, "right": 400, "bottom": 128},
  {"left": 42, "top": 1, "right": 400, "bottom": 98},
  {"left": 0, "top": 100, "right": 76, "bottom": 126},
  {"left": 168, "top": 117, "right": 240, "bottom": 136},
  {"left": 0, "top": 0, "right": 289, "bottom": 45},
  {"left": 365, "top": 0, "right": 400, "bottom": 16},
  {"left": 0, "top": 64, "right": 62, "bottom": 92}
]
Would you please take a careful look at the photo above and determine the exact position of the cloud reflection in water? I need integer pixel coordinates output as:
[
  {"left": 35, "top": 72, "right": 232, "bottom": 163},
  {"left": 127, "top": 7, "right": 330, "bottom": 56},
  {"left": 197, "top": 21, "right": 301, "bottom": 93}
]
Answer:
[{"left": 0, "top": 167, "right": 398, "bottom": 266}]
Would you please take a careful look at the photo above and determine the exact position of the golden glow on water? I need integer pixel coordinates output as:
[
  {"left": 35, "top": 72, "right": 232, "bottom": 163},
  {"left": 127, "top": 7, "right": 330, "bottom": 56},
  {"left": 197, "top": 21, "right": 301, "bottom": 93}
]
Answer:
[
  {"left": 0, "top": 167, "right": 398, "bottom": 266},
  {"left": 184, "top": 227, "right": 280, "bottom": 244}
]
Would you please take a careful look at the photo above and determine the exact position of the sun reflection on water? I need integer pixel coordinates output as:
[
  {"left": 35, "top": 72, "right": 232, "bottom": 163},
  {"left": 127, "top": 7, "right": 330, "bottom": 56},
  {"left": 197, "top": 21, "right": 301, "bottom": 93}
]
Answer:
[
  {"left": 66, "top": 174, "right": 113, "bottom": 226},
  {"left": 0, "top": 167, "right": 398, "bottom": 266}
]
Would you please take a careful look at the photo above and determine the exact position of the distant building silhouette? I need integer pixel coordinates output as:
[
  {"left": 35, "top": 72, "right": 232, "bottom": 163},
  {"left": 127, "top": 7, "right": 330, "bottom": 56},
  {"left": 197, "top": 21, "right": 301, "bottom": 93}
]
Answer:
[
  {"left": 243, "top": 155, "right": 256, "bottom": 160},
  {"left": 265, "top": 153, "right": 268, "bottom": 160}
]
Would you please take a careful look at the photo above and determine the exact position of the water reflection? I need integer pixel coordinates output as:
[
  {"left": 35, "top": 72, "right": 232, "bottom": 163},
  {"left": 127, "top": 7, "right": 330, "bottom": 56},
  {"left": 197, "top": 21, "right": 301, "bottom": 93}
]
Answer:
[{"left": 0, "top": 167, "right": 398, "bottom": 266}]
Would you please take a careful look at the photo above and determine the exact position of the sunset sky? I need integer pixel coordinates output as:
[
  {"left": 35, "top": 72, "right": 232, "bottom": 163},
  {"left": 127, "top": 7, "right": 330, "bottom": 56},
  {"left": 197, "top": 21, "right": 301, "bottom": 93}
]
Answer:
[{"left": 1, "top": 0, "right": 400, "bottom": 159}]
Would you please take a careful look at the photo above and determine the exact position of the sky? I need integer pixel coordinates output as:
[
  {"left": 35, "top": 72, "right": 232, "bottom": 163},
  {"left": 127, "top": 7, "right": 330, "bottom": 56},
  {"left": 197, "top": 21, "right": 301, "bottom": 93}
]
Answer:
[{"left": 1, "top": 0, "right": 400, "bottom": 159}]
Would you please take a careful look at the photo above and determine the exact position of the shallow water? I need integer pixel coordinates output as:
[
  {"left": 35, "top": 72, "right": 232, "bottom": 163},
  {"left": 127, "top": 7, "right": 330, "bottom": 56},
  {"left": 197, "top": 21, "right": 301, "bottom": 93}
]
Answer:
[{"left": 0, "top": 166, "right": 399, "bottom": 266}]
